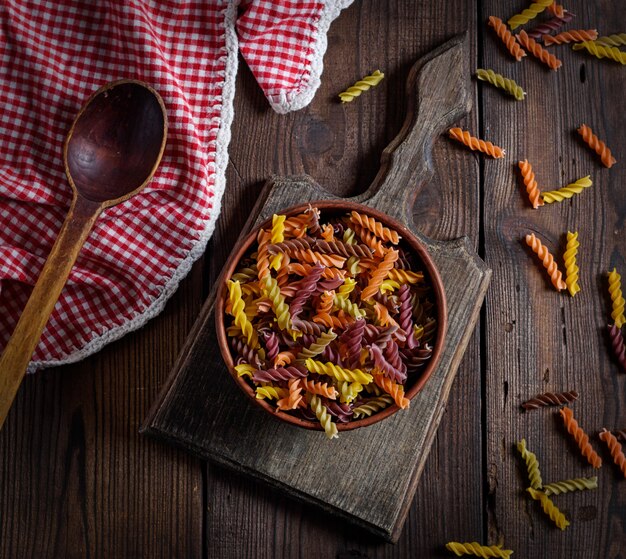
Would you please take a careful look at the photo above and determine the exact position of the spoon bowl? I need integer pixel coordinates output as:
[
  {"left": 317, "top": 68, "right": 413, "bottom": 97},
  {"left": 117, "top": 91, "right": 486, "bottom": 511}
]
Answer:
[{"left": 0, "top": 79, "right": 167, "bottom": 428}]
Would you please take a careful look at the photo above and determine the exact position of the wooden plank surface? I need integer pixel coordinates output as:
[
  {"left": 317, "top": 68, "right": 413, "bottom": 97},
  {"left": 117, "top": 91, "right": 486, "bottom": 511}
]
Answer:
[{"left": 481, "top": 0, "right": 626, "bottom": 557}]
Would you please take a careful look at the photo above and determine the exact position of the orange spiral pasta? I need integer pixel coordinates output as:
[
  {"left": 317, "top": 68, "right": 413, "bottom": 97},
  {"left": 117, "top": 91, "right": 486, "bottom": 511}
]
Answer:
[
  {"left": 349, "top": 211, "right": 400, "bottom": 244},
  {"left": 361, "top": 249, "right": 399, "bottom": 301},
  {"left": 516, "top": 30, "right": 563, "bottom": 70},
  {"left": 300, "top": 378, "right": 339, "bottom": 400},
  {"left": 543, "top": 29, "right": 598, "bottom": 46},
  {"left": 547, "top": 2, "right": 565, "bottom": 17},
  {"left": 488, "top": 16, "right": 526, "bottom": 61},
  {"left": 559, "top": 407, "right": 602, "bottom": 468},
  {"left": 518, "top": 159, "right": 544, "bottom": 209},
  {"left": 373, "top": 373, "right": 410, "bottom": 409},
  {"left": 448, "top": 128, "right": 505, "bottom": 158},
  {"left": 277, "top": 378, "right": 303, "bottom": 410},
  {"left": 577, "top": 124, "right": 617, "bottom": 168},
  {"left": 256, "top": 229, "right": 272, "bottom": 281},
  {"left": 599, "top": 428, "right": 626, "bottom": 477},
  {"left": 274, "top": 350, "right": 297, "bottom": 367},
  {"left": 525, "top": 233, "right": 566, "bottom": 291},
  {"left": 351, "top": 222, "right": 386, "bottom": 257}
]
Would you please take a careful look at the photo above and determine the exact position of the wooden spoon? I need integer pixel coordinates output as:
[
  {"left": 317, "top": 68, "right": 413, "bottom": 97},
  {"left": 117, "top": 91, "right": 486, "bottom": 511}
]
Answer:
[{"left": 0, "top": 79, "right": 167, "bottom": 427}]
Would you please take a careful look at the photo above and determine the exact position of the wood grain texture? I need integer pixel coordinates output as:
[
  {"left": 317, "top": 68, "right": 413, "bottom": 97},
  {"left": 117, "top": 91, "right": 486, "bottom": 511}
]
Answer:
[
  {"left": 482, "top": 0, "right": 626, "bottom": 557},
  {"left": 0, "top": 268, "right": 204, "bottom": 559}
]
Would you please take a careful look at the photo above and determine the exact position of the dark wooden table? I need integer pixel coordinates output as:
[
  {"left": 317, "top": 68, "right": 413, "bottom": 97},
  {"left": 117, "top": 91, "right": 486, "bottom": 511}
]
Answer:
[{"left": 2, "top": 1, "right": 625, "bottom": 557}]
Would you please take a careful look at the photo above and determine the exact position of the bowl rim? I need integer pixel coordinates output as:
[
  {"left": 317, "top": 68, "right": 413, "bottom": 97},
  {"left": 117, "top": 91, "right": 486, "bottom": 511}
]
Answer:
[{"left": 214, "top": 199, "right": 448, "bottom": 431}]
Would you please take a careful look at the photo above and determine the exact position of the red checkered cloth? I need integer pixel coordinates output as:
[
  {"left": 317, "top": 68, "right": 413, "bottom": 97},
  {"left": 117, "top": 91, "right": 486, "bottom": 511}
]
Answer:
[{"left": 0, "top": 0, "right": 352, "bottom": 371}]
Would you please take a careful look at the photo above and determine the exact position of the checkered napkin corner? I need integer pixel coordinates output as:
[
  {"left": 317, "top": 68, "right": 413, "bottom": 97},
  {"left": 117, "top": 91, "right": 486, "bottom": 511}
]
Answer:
[{"left": 237, "top": 0, "right": 354, "bottom": 114}]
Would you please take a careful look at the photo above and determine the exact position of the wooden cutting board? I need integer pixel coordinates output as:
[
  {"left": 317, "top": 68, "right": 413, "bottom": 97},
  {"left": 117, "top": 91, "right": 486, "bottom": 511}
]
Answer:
[{"left": 142, "top": 33, "right": 491, "bottom": 543}]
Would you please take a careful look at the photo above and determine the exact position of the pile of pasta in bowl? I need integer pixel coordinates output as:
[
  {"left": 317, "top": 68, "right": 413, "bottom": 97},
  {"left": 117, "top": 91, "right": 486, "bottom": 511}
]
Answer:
[{"left": 216, "top": 203, "right": 445, "bottom": 439}]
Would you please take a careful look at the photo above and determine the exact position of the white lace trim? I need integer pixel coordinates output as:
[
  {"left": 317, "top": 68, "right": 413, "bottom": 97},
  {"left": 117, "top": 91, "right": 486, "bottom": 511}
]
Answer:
[
  {"left": 28, "top": 0, "right": 240, "bottom": 372},
  {"left": 267, "top": 0, "right": 354, "bottom": 114}
]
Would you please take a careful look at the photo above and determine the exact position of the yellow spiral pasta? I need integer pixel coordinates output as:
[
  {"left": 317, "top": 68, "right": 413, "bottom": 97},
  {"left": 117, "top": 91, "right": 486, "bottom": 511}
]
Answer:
[
  {"left": 525, "top": 233, "right": 566, "bottom": 291},
  {"left": 476, "top": 68, "right": 525, "bottom": 101},
  {"left": 526, "top": 488, "right": 570, "bottom": 530},
  {"left": 334, "top": 294, "right": 366, "bottom": 319},
  {"left": 234, "top": 363, "right": 256, "bottom": 378},
  {"left": 445, "top": 541, "right": 513, "bottom": 558},
  {"left": 595, "top": 33, "right": 626, "bottom": 47},
  {"left": 387, "top": 268, "right": 424, "bottom": 284},
  {"left": 227, "top": 280, "right": 260, "bottom": 350},
  {"left": 269, "top": 214, "right": 286, "bottom": 270},
  {"left": 304, "top": 358, "right": 373, "bottom": 385},
  {"left": 336, "top": 277, "right": 357, "bottom": 300},
  {"left": 261, "top": 275, "right": 292, "bottom": 332},
  {"left": 309, "top": 394, "right": 338, "bottom": 439},
  {"left": 563, "top": 231, "right": 581, "bottom": 297},
  {"left": 256, "top": 385, "right": 288, "bottom": 401},
  {"left": 517, "top": 438, "right": 543, "bottom": 489},
  {"left": 573, "top": 40, "right": 626, "bottom": 65},
  {"left": 518, "top": 159, "right": 544, "bottom": 209},
  {"left": 338, "top": 380, "right": 364, "bottom": 404},
  {"left": 338, "top": 70, "right": 384, "bottom": 103},
  {"left": 543, "top": 29, "right": 598, "bottom": 46},
  {"left": 349, "top": 211, "right": 400, "bottom": 244},
  {"left": 380, "top": 279, "right": 401, "bottom": 293},
  {"left": 543, "top": 476, "right": 598, "bottom": 496},
  {"left": 352, "top": 395, "right": 395, "bottom": 419},
  {"left": 609, "top": 268, "right": 626, "bottom": 328},
  {"left": 449, "top": 128, "right": 506, "bottom": 158},
  {"left": 541, "top": 175, "right": 592, "bottom": 203},
  {"left": 507, "top": 0, "right": 553, "bottom": 30}
]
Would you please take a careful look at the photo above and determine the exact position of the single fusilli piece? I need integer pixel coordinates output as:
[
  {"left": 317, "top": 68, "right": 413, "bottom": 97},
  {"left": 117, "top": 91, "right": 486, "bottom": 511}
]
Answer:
[
  {"left": 309, "top": 394, "right": 338, "bottom": 439},
  {"left": 349, "top": 211, "right": 400, "bottom": 244},
  {"left": 607, "top": 324, "right": 626, "bottom": 373},
  {"left": 577, "top": 124, "right": 617, "bottom": 168},
  {"left": 253, "top": 365, "right": 308, "bottom": 383},
  {"left": 449, "top": 128, "right": 506, "bottom": 158},
  {"left": 526, "top": 11, "right": 574, "bottom": 40},
  {"left": 361, "top": 249, "right": 399, "bottom": 301},
  {"left": 387, "top": 268, "right": 424, "bottom": 284},
  {"left": 352, "top": 395, "right": 395, "bottom": 419},
  {"left": 277, "top": 378, "right": 303, "bottom": 410},
  {"left": 518, "top": 159, "right": 544, "bottom": 208},
  {"left": 608, "top": 268, "right": 626, "bottom": 328},
  {"left": 372, "top": 373, "right": 410, "bottom": 409},
  {"left": 516, "top": 30, "right": 563, "bottom": 70},
  {"left": 262, "top": 275, "right": 293, "bottom": 332},
  {"left": 543, "top": 29, "right": 598, "bottom": 45},
  {"left": 543, "top": 476, "right": 598, "bottom": 496},
  {"left": 300, "top": 378, "right": 338, "bottom": 400},
  {"left": 507, "top": 0, "right": 553, "bottom": 29},
  {"left": 595, "top": 33, "right": 626, "bottom": 47},
  {"left": 526, "top": 488, "right": 570, "bottom": 530},
  {"left": 445, "top": 541, "right": 513, "bottom": 558},
  {"left": 234, "top": 363, "right": 256, "bottom": 379},
  {"left": 517, "top": 438, "right": 543, "bottom": 489},
  {"left": 488, "top": 15, "right": 526, "bottom": 60},
  {"left": 559, "top": 407, "right": 602, "bottom": 468},
  {"left": 296, "top": 330, "right": 337, "bottom": 362},
  {"left": 476, "top": 68, "right": 525, "bottom": 100},
  {"left": 525, "top": 233, "right": 567, "bottom": 291},
  {"left": 226, "top": 280, "right": 260, "bottom": 350},
  {"left": 269, "top": 214, "right": 286, "bottom": 270},
  {"left": 563, "top": 231, "right": 581, "bottom": 297},
  {"left": 304, "top": 358, "right": 373, "bottom": 385},
  {"left": 541, "top": 175, "right": 592, "bottom": 203},
  {"left": 599, "top": 429, "right": 626, "bottom": 477},
  {"left": 573, "top": 41, "right": 626, "bottom": 65},
  {"left": 521, "top": 390, "right": 579, "bottom": 410},
  {"left": 337, "top": 380, "right": 364, "bottom": 404},
  {"left": 256, "top": 385, "right": 288, "bottom": 401},
  {"left": 338, "top": 70, "right": 384, "bottom": 103}
]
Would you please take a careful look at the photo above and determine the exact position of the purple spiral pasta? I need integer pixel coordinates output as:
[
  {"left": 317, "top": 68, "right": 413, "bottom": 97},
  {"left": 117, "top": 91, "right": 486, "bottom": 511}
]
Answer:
[
  {"left": 384, "top": 340, "right": 407, "bottom": 377},
  {"left": 401, "top": 344, "right": 433, "bottom": 374},
  {"left": 339, "top": 318, "right": 366, "bottom": 367},
  {"left": 289, "top": 263, "right": 324, "bottom": 318},
  {"left": 321, "top": 343, "right": 343, "bottom": 365},
  {"left": 263, "top": 331, "right": 280, "bottom": 362},
  {"left": 521, "top": 390, "right": 579, "bottom": 410},
  {"left": 371, "top": 289, "right": 399, "bottom": 312},
  {"left": 304, "top": 205, "right": 321, "bottom": 236},
  {"left": 230, "top": 336, "right": 264, "bottom": 368},
  {"left": 608, "top": 324, "right": 626, "bottom": 373},
  {"left": 526, "top": 12, "right": 575, "bottom": 40},
  {"left": 315, "top": 276, "right": 345, "bottom": 293},
  {"left": 252, "top": 365, "right": 308, "bottom": 383},
  {"left": 397, "top": 284, "right": 417, "bottom": 349},
  {"left": 322, "top": 399, "right": 354, "bottom": 423},
  {"left": 370, "top": 343, "right": 406, "bottom": 383}
]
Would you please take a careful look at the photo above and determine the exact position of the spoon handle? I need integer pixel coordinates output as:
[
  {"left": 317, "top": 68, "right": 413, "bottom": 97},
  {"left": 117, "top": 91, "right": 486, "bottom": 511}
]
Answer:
[{"left": 0, "top": 195, "right": 102, "bottom": 427}]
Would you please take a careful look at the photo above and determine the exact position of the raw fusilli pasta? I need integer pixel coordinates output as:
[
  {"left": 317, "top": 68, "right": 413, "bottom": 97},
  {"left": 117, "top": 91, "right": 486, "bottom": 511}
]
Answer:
[
  {"left": 338, "top": 70, "right": 384, "bottom": 103},
  {"left": 577, "top": 124, "right": 617, "bottom": 168},
  {"left": 559, "top": 407, "right": 602, "bottom": 468},
  {"left": 476, "top": 68, "right": 525, "bottom": 100},
  {"left": 563, "top": 231, "right": 581, "bottom": 297},
  {"left": 449, "top": 128, "right": 506, "bottom": 158}
]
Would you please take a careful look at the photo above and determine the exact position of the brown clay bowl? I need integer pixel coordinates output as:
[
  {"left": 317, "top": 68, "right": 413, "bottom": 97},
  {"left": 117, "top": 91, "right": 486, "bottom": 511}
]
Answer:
[{"left": 214, "top": 200, "right": 447, "bottom": 432}]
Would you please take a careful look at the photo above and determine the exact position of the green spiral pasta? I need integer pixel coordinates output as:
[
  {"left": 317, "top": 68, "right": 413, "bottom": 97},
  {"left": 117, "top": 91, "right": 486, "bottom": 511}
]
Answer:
[
  {"left": 296, "top": 330, "right": 337, "bottom": 362},
  {"left": 573, "top": 41, "right": 626, "bottom": 64},
  {"left": 517, "top": 438, "right": 543, "bottom": 489},
  {"left": 352, "top": 395, "right": 395, "bottom": 418},
  {"left": 309, "top": 394, "right": 338, "bottom": 439},
  {"left": 543, "top": 476, "right": 598, "bottom": 496},
  {"left": 476, "top": 68, "right": 526, "bottom": 101},
  {"left": 595, "top": 33, "right": 626, "bottom": 47}
]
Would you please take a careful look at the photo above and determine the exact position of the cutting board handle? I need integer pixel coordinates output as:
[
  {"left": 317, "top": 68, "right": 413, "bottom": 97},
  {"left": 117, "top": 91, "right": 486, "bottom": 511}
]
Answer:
[{"left": 355, "top": 32, "right": 471, "bottom": 226}]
